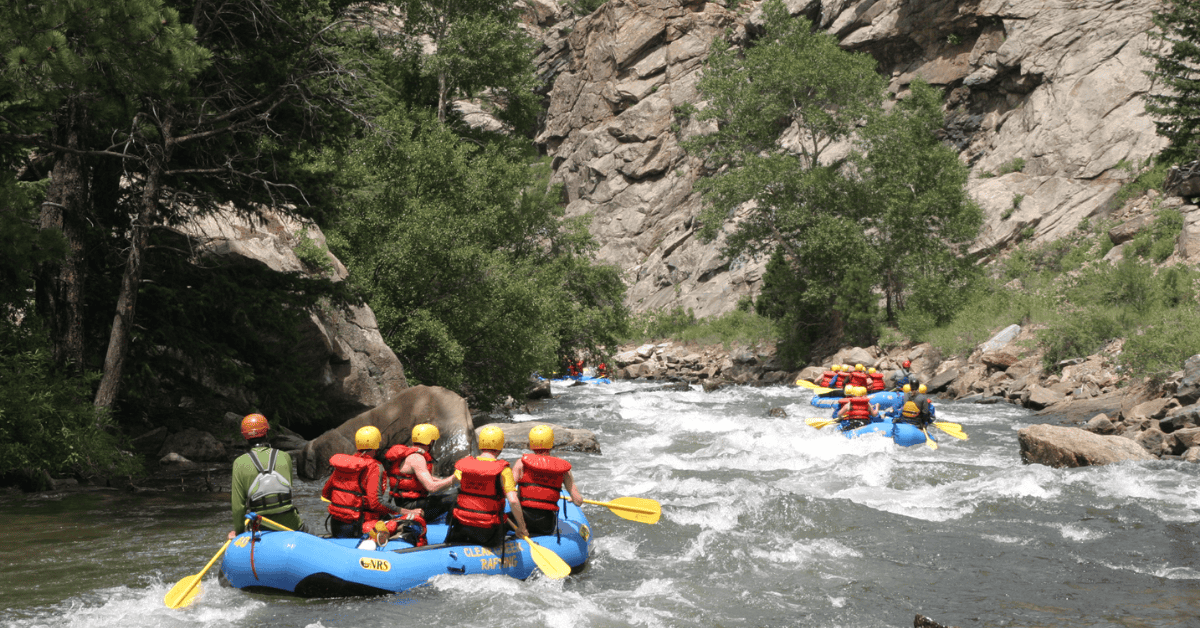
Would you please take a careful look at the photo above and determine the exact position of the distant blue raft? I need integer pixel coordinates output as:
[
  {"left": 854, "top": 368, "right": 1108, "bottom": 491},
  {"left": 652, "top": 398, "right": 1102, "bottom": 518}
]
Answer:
[{"left": 220, "top": 503, "right": 594, "bottom": 598}]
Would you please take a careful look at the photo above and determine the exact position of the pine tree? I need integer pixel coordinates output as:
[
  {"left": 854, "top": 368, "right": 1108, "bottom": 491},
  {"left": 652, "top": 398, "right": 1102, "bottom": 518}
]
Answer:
[{"left": 1145, "top": 0, "right": 1200, "bottom": 161}]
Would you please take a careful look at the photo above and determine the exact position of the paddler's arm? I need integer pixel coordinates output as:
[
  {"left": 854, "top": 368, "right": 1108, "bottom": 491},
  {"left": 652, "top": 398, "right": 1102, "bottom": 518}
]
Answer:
[
  {"left": 410, "top": 454, "right": 454, "bottom": 493},
  {"left": 501, "top": 467, "right": 527, "bottom": 538},
  {"left": 564, "top": 470, "right": 583, "bottom": 507}
]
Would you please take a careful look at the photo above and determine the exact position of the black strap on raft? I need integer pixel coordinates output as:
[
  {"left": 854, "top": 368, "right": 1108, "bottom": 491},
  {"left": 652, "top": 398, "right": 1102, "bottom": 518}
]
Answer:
[{"left": 247, "top": 513, "right": 262, "bottom": 581}]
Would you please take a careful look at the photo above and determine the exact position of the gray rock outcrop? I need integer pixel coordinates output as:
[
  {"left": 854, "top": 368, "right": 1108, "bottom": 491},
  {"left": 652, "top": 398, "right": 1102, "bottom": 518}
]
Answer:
[
  {"left": 493, "top": 422, "right": 601, "bottom": 453},
  {"left": 171, "top": 207, "right": 408, "bottom": 423},
  {"left": 1018, "top": 424, "right": 1155, "bottom": 468},
  {"left": 297, "top": 385, "right": 473, "bottom": 480},
  {"left": 531, "top": 0, "right": 1169, "bottom": 317}
]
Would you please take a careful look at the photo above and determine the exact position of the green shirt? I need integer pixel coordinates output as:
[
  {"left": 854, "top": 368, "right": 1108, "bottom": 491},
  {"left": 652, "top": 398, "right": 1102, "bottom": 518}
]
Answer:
[{"left": 231, "top": 447, "right": 303, "bottom": 533}]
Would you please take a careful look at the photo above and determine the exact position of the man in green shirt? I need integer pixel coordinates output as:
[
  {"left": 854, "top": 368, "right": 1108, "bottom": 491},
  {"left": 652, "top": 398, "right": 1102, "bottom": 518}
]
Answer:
[{"left": 228, "top": 413, "right": 305, "bottom": 539}]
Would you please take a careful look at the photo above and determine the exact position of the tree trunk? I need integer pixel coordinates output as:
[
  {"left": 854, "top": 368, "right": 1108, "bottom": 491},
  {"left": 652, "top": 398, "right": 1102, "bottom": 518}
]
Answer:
[
  {"left": 93, "top": 153, "right": 166, "bottom": 410},
  {"left": 36, "top": 104, "right": 89, "bottom": 373},
  {"left": 437, "top": 71, "right": 448, "bottom": 124}
]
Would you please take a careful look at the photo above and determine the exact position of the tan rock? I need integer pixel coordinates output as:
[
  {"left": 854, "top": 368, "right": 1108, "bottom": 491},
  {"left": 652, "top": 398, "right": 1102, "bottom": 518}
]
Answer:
[
  {"left": 1019, "top": 424, "right": 1156, "bottom": 468},
  {"left": 297, "top": 385, "right": 473, "bottom": 480}
]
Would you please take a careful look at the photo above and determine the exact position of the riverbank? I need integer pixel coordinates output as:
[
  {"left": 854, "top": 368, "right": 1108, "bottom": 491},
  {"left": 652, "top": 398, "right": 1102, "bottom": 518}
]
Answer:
[{"left": 605, "top": 329, "right": 1200, "bottom": 465}]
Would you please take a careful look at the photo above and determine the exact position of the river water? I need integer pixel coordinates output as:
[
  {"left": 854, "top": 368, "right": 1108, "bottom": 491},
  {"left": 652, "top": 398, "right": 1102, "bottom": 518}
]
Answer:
[{"left": 3, "top": 381, "right": 1200, "bottom": 627}]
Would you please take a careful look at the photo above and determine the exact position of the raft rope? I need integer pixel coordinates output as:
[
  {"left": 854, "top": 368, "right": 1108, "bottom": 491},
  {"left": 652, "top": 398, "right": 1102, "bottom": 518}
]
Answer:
[{"left": 247, "top": 514, "right": 262, "bottom": 581}]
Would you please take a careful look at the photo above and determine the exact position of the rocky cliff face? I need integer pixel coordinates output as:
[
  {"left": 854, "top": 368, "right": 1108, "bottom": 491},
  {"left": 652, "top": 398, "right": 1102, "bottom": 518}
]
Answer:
[
  {"left": 170, "top": 208, "right": 409, "bottom": 425},
  {"left": 527, "top": 0, "right": 1171, "bottom": 316}
]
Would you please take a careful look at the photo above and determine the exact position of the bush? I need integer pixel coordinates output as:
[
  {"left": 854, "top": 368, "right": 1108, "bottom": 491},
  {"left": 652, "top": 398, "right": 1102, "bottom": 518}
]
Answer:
[
  {"left": 1121, "top": 307, "right": 1200, "bottom": 376},
  {"left": 0, "top": 325, "right": 139, "bottom": 486},
  {"left": 625, "top": 307, "right": 778, "bottom": 349},
  {"left": 1127, "top": 208, "right": 1183, "bottom": 263},
  {"left": 997, "top": 157, "right": 1026, "bottom": 175}
]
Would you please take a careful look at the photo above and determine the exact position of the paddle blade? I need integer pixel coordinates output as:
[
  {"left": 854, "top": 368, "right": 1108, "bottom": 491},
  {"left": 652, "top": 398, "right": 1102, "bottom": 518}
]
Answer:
[
  {"left": 805, "top": 418, "right": 837, "bottom": 430},
  {"left": 922, "top": 428, "right": 938, "bottom": 450},
  {"left": 934, "top": 423, "right": 969, "bottom": 440},
  {"left": 164, "top": 574, "right": 202, "bottom": 610},
  {"left": 795, "top": 379, "right": 818, "bottom": 389},
  {"left": 603, "top": 497, "right": 661, "bottom": 524},
  {"left": 523, "top": 537, "right": 572, "bottom": 579}
]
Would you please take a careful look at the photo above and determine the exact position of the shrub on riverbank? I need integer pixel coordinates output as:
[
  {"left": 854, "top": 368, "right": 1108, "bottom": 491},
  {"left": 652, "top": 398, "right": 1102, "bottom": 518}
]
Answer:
[
  {"left": 625, "top": 305, "right": 778, "bottom": 349},
  {"left": 901, "top": 210, "right": 1200, "bottom": 380}
]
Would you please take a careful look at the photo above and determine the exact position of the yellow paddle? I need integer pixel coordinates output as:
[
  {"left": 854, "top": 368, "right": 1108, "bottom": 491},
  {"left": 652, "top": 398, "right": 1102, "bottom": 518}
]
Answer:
[
  {"left": 933, "top": 422, "right": 969, "bottom": 440},
  {"left": 164, "top": 539, "right": 231, "bottom": 609},
  {"left": 921, "top": 427, "right": 939, "bottom": 450},
  {"left": 795, "top": 380, "right": 837, "bottom": 395},
  {"left": 583, "top": 497, "right": 661, "bottom": 524},
  {"left": 508, "top": 520, "right": 571, "bottom": 579},
  {"left": 163, "top": 514, "right": 296, "bottom": 610},
  {"left": 806, "top": 417, "right": 839, "bottom": 429}
]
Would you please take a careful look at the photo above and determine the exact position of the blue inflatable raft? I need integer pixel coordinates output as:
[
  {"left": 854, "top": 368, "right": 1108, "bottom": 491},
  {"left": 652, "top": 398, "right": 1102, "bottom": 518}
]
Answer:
[
  {"left": 220, "top": 502, "right": 594, "bottom": 598},
  {"left": 809, "top": 390, "right": 933, "bottom": 447},
  {"left": 840, "top": 418, "right": 934, "bottom": 447}
]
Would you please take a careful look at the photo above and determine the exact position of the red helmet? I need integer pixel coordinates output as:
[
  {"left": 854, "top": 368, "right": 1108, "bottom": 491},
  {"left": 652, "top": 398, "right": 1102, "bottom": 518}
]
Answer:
[
  {"left": 241, "top": 413, "right": 269, "bottom": 440},
  {"left": 902, "top": 360, "right": 911, "bottom": 368}
]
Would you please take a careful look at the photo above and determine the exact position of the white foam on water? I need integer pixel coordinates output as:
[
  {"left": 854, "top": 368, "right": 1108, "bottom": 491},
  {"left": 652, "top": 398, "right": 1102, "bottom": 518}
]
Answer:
[
  {"left": 1056, "top": 523, "right": 1106, "bottom": 542},
  {"left": 1, "top": 580, "right": 262, "bottom": 628},
  {"left": 1092, "top": 558, "right": 1200, "bottom": 580},
  {"left": 747, "top": 537, "right": 861, "bottom": 564},
  {"left": 982, "top": 534, "right": 1032, "bottom": 545}
]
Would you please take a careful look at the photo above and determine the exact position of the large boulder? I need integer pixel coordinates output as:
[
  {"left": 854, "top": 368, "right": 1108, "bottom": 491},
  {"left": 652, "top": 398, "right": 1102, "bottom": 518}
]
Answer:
[
  {"left": 1175, "top": 354, "right": 1200, "bottom": 405},
  {"left": 157, "top": 428, "right": 226, "bottom": 462},
  {"left": 297, "top": 385, "right": 473, "bottom": 480},
  {"left": 1018, "top": 424, "right": 1156, "bottom": 467},
  {"left": 492, "top": 422, "right": 601, "bottom": 454},
  {"left": 171, "top": 206, "right": 409, "bottom": 424}
]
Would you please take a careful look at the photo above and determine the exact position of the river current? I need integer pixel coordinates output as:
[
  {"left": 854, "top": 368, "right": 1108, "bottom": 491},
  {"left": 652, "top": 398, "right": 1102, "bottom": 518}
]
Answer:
[{"left": 3, "top": 381, "right": 1199, "bottom": 627}]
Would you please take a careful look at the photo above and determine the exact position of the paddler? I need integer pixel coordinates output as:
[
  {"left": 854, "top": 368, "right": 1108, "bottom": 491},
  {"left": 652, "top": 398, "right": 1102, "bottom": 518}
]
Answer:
[
  {"left": 229, "top": 413, "right": 305, "bottom": 539},
  {"left": 384, "top": 423, "right": 456, "bottom": 523},
  {"left": 445, "top": 425, "right": 529, "bottom": 546},
  {"left": 837, "top": 386, "right": 880, "bottom": 429},
  {"left": 322, "top": 426, "right": 422, "bottom": 539},
  {"left": 512, "top": 425, "right": 584, "bottom": 536},
  {"left": 867, "top": 367, "right": 885, "bottom": 392},
  {"left": 817, "top": 364, "right": 839, "bottom": 388}
]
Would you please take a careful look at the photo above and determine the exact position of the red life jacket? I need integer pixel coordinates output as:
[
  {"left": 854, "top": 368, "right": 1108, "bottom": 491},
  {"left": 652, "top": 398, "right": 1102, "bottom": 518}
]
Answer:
[
  {"left": 849, "top": 371, "right": 868, "bottom": 388},
  {"left": 326, "top": 453, "right": 376, "bottom": 523},
  {"left": 843, "top": 396, "right": 871, "bottom": 420},
  {"left": 385, "top": 444, "right": 433, "bottom": 501},
  {"left": 518, "top": 454, "right": 572, "bottom": 512},
  {"left": 868, "top": 372, "right": 885, "bottom": 392},
  {"left": 818, "top": 371, "right": 836, "bottom": 387},
  {"left": 453, "top": 457, "right": 509, "bottom": 529}
]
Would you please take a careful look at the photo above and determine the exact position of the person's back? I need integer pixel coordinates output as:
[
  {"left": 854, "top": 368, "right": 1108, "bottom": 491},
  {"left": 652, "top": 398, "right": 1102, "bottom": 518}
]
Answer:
[
  {"left": 385, "top": 423, "right": 456, "bottom": 523},
  {"left": 867, "top": 367, "right": 885, "bottom": 392},
  {"left": 322, "top": 426, "right": 401, "bottom": 538},
  {"left": 230, "top": 414, "right": 304, "bottom": 539},
  {"left": 447, "top": 425, "right": 528, "bottom": 546},
  {"left": 849, "top": 364, "right": 868, "bottom": 388},
  {"left": 514, "top": 425, "right": 583, "bottom": 536}
]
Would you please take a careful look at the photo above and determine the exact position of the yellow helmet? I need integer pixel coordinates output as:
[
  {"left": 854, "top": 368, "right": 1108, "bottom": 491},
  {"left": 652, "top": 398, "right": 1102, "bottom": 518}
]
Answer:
[
  {"left": 355, "top": 425, "right": 382, "bottom": 450},
  {"left": 831, "top": 365, "right": 840, "bottom": 372},
  {"left": 478, "top": 425, "right": 505, "bottom": 451},
  {"left": 528, "top": 425, "right": 555, "bottom": 450},
  {"left": 918, "top": 384, "right": 928, "bottom": 394},
  {"left": 868, "top": 367, "right": 877, "bottom": 374},
  {"left": 855, "top": 364, "right": 865, "bottom": 372},
  {"left": 411, "top": 423, "right": 440, "bottom": 446},
  {"left": 902, "top": 401, "right": 920, "bottom": 418},
  {"left": 857, "top": 386, "right": 869, "bottom": 396},
  {"left": 903, "top": 384, "right": 912, "bottom": 393},
  {"left": 844, "top": 385, "right": 853, "bottom": 396}
]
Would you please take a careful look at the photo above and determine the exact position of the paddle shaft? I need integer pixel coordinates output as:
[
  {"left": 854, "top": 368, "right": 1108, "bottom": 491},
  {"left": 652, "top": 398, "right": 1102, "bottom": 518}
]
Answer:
[
  {"left": 164, "top": 539, "right": 231, "bottom": 609},
  {"left": 582, "top": 498, "right": 656, "bottom": 516}
]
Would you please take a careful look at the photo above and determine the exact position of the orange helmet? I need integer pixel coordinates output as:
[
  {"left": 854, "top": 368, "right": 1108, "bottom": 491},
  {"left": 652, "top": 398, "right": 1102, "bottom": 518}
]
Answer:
[
  {"left": 241, "top": 413, "right": 269, "bottom": 440},
  {"left": 903, "top": 360, "right": 911, "bottom": 368}
]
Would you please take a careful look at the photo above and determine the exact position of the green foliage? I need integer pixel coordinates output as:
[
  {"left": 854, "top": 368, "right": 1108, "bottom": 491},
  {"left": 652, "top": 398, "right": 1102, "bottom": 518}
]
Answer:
[
  {"left": 1144, "top": 0, "right": 1200, "bottom": 161},
  {"left": 1127, "top": 208, "right": 1183, "bottom": 262},
  {"left": 0, "top": 324, "right": 139, "bottom": 484},
  {"left": 946, "top": 33, "right": 963, "bottom": 46},
  {"left": 1113, "top": 159, "right": 1172, "bottom": 206},
  {"left": 569, "top": 0, "right": 608, "bottom": 17},
  {"left": 325, "top": 109, "right": 627, "bottom": 409},
  {"left": 626, "top": 306, "right": 779, "bottom": 352},
  {"left": 293, "top": 228, "right": 335, "bottom": 276},
  {"left": 684, "top": 2, "right": 979, "bottom": 362},
  {"left": 997, "top": 157, "right": 1027, "bottom": 175}
]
